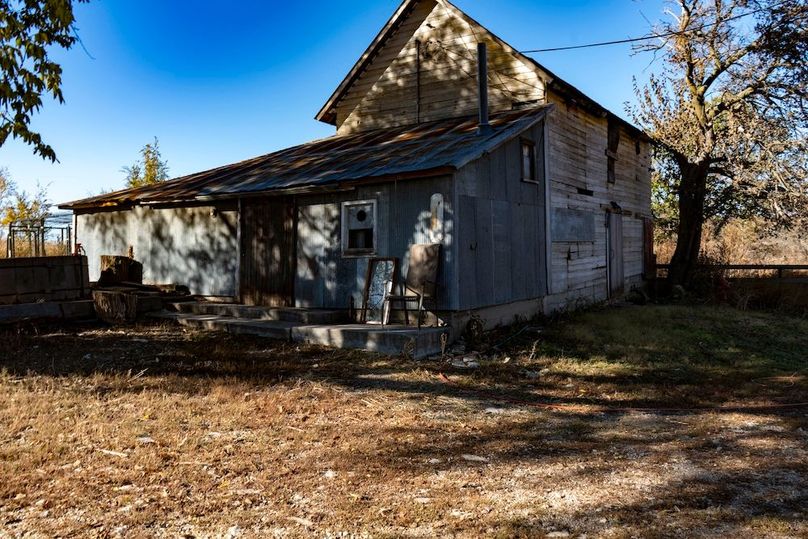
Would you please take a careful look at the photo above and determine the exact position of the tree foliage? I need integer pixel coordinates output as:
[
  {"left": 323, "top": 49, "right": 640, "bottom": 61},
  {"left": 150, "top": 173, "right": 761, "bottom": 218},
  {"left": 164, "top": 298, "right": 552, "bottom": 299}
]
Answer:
[
  {"left": 0, "top": 0, "right": 88, "bottom": 162},
  {"left": 0, "top": 167, "right": 50, "bottom": 226},
  {"left": 632, "top": 0, "right": 808, "bottom": 284},
  {"left": 123, "top": 137, "right": 170, "bottom": 188}
]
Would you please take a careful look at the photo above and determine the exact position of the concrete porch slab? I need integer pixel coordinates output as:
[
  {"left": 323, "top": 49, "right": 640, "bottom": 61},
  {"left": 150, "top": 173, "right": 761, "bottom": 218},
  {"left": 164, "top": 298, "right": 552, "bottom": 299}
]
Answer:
[
  {"left": 153, "top": 310, "right": 451, "bottom": 358},
  {"left": 166, "top": 302, "right": 347, "bottom": 324},
  {"left": 152, "top": 312, "right": 296, "bottom": 340},
  {"left": 292, "top": 324, "right": 449, "bottom": 358}
]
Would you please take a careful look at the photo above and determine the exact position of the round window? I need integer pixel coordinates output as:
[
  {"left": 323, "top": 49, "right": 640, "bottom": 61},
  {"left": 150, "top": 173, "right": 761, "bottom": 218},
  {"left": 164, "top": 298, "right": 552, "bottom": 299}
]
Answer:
[{"left": 356, "top": 209, "right": 368, "bottom": 222}]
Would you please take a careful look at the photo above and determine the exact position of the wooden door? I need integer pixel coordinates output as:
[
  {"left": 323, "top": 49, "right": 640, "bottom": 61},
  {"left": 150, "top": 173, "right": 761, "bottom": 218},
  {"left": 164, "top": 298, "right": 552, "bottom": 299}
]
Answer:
[
  {"left": 607, "top": 211, "right": 624, "bottom": 298},
  {"left": 240, "top": 197, "right": 296, "bottom": 306}
]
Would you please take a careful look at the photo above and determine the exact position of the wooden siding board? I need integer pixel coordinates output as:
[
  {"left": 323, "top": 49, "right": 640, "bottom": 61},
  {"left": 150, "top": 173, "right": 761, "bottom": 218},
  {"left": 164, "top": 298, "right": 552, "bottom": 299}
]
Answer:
[
  {"left": 240, "top": 198, "right": 295, "bottom": 307},
  {"left": 336, "top": 1, "right": 544, "bottom": 134},
  {"left": 77, "top": 206, "right": 238, "bottom": 297},
  {"left": 545, "top": 90, "right": 652, "bottom": 302}
]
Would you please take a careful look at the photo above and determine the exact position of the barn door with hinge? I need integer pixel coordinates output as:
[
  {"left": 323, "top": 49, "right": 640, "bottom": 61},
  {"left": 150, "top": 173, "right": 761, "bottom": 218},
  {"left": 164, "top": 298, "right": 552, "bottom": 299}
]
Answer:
[
  {"left": 240, "top": 197, "right": 296, "bottom": 307},
  {"left": 607, "top": 211, "right": 624, "bottom": 298}
]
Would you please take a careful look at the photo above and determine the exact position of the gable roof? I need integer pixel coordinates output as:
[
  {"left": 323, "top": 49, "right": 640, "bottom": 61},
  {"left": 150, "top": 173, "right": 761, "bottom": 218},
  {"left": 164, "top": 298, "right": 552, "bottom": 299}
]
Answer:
[
  {"left": 315, "top": 0, "right": 647, "bottom": 139},
  {"left": 61, "top": 107, "right": 549, "bottom": 211}
]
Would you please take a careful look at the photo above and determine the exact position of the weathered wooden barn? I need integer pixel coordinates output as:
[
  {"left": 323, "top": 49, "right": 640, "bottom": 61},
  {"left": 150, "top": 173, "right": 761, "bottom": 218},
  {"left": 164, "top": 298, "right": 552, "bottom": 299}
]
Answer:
[{"left": 61, "top": 0, "right": 652, "bottom": 334}]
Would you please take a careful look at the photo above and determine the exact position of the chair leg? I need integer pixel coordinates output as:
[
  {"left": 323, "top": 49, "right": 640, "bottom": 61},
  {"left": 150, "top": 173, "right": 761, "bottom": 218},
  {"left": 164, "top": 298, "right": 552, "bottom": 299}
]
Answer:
[{"left": 417, "top": 294, "right": 424, "bottom": 330}]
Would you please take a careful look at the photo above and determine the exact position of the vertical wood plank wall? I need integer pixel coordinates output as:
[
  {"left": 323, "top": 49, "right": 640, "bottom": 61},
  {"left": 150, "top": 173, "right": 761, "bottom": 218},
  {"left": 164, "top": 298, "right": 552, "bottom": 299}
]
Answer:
[
  {"left": 240, "top": 198, "right": 296, "bottom": 307},
  {"left": 454, "top": 121, "right": 548, "bottom": 310}
]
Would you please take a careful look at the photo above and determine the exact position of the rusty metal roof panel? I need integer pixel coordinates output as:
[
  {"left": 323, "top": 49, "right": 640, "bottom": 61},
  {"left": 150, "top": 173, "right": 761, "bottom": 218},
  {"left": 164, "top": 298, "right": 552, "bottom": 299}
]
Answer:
[{"left": 61, "top": 107, "right": 548, "bottom": 210}]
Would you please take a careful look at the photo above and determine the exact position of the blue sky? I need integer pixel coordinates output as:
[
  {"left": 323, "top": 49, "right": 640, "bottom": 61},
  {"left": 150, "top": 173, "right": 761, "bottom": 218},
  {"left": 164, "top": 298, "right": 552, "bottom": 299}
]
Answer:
[{"left": 0, "top": 0, "right": 667, "bottom": 205}]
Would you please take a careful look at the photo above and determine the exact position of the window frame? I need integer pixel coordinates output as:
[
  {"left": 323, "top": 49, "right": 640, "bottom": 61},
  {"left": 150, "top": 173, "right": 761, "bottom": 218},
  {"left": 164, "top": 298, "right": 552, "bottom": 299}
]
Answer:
[
  {"left": 520, "top": 138, "right": 539, "bottom": 184},
  {"left": 341, "top": 199, "right": 378, "bottom": 257},
  {"left": 606, "top": 118, "right": 621, "bottom": 184}
]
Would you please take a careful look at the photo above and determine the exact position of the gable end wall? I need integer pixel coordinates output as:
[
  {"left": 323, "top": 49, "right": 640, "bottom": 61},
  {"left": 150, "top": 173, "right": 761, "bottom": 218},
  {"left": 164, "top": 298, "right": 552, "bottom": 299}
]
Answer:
[{"left": 335, "top": 0, "right": 545, "bottom": 134}]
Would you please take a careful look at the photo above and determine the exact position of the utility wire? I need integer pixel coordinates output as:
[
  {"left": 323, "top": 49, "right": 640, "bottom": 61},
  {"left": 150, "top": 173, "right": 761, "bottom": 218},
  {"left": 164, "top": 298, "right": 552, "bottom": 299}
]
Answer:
[{"left": 520, "top": 2, "right": 785, "bottom": 53}]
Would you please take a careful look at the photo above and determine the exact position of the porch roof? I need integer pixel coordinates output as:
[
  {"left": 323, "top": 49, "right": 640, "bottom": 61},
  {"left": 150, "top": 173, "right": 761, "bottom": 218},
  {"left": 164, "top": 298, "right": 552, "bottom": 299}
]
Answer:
[{"left": 60, "top": 107, "right": 548, "bottom": 211}]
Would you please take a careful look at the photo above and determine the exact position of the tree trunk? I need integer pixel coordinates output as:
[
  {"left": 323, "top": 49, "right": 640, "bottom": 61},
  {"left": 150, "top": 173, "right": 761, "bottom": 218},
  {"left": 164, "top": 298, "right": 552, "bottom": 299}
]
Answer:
[{"left": 668, "top": 160, "right": 709, "bottom": 287}]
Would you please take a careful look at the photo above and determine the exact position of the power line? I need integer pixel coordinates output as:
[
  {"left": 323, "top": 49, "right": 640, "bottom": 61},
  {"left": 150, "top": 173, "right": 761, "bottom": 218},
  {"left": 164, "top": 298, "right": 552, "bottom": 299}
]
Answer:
[{"left": 520, "top": 3, "right": 784, "bottom": 54}]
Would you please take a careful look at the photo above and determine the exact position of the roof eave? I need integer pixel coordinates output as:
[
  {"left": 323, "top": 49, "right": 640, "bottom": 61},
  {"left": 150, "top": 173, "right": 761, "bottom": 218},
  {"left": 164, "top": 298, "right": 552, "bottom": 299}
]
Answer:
[{"left": 61, "top": 165, "right": 459, "bottom": 212}]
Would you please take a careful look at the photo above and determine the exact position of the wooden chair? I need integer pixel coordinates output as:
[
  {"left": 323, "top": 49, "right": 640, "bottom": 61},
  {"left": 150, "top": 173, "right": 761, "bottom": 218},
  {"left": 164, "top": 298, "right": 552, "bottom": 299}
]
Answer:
[{"left": 383, "top": 243, "right": 441, "bottom": 328}]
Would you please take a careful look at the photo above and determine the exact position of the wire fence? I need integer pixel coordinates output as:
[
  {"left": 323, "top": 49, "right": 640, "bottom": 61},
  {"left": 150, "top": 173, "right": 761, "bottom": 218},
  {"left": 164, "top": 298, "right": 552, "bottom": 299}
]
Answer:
[{"left": 3, "top": 213, "right": 73, "bottom": 258}]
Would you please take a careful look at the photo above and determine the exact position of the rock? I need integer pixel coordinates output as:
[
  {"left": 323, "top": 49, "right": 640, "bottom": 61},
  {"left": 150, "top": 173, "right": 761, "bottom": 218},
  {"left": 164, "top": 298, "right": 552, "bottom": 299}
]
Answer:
[
  {"left": 414, "top": 497, "right": 432, "bottom": 504},
  {"left": 461, "top": 454, "right": 489, "bottom": 463},
  {"left": 427, "top": 458, "right": 443, "bottom": 464},
  {"left": 484, "top": 407, "right": 507, "bottom": 415},
  {"left": 136, "top": 436, "right": 155, "bottom": 445},
  {"left": 288, "top": 516, "right": 314, "bottom": 528},
  {"left": 546, "top": 532, "right": 570, "bottom": 538},
  {"left": 523, "top": 370, "right": 540, "bottom": 380},
  {"left": 323, "top": 469, "right": 337, "bottom": 479},
  {"left": 451, "top": 354, "right": 480, "bottom": 369}
]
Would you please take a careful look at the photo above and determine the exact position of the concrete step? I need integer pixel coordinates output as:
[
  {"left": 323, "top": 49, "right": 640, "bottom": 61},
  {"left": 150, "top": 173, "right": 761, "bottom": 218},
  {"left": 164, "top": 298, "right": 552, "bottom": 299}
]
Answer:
[
  {"left": 152, "top": 312, "right": 296, "bottom": 341},
  {"left": 292, "top": 324, "right": 449, "bottom": 359},
  {"left": 165, "top": 302, "right": 347, "bottom": 324},
  {"left": 153, "top": 311, "right": 451, "bottom": 359}
]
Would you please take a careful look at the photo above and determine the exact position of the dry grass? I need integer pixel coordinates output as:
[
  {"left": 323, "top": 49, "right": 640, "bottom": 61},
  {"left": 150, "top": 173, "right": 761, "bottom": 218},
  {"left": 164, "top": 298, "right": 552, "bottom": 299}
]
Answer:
[
  {"left": 655, "top": 218, "right": 808, "bottom": 265},
  {"left": 0, "top": 305, "right": 806, "bottom": 538}
]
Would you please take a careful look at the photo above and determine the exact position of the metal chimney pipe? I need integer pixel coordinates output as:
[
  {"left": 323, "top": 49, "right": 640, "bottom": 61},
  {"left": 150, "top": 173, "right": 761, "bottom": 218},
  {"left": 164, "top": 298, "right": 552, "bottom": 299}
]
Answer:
[{"left": 477, "top": 42, "right": 491, "bottom": 135}]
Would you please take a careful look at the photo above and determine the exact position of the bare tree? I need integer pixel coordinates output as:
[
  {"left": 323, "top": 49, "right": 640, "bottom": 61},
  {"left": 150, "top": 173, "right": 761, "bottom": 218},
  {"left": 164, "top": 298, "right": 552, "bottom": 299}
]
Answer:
[{"left": 632, "top": 0, "right": 807, "bottom": 285}]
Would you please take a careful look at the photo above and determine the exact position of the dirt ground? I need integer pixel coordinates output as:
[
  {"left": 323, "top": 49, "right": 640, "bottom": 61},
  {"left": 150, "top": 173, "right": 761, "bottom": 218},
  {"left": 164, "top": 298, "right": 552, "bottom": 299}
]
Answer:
[{"left": 0, "top": 304, "right": 806, "bottom": 538}]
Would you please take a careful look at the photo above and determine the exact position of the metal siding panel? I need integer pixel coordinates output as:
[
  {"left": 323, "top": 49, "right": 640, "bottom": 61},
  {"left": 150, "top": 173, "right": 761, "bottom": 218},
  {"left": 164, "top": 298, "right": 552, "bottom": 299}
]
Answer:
[
  {"left": 296, "top": 203, "right": 340, "bottom": 308},
  {"left": 293, "top": 176, "right": 455, "bottom": 310},
  {"left": 457, "top": 195, "right": 477, "bottom": 310},
  {"left": 474, "top": 197, "right": 495, "bottom": 307},
  {"left": 77, "top": 207, "right": 238, "bottom": 297},
  {"left": 492, "top": 199, "right": 512, "bottom": 304}
]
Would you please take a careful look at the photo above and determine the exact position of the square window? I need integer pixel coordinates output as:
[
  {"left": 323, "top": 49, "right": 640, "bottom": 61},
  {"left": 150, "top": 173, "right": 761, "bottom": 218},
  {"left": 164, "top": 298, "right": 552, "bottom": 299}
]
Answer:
[
  {"left": 521, "top": 140, "right": 537, "bottom": 183},
  {"left": 342, "top": 200, "right": 376, "bottom": 256}
]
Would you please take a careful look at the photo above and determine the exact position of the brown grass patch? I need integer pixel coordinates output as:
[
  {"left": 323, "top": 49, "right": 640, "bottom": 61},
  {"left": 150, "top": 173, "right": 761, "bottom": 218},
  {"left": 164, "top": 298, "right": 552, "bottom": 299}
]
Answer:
[{"left": 0, "top": 305, "right": 806, "bottom": 537}]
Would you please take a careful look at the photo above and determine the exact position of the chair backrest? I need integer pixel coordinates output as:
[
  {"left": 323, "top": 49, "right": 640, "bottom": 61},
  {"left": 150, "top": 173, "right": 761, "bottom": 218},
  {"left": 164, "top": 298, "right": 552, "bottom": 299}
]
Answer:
[{"left": 404, "top": 243, "right": 441, "bottom": 298}]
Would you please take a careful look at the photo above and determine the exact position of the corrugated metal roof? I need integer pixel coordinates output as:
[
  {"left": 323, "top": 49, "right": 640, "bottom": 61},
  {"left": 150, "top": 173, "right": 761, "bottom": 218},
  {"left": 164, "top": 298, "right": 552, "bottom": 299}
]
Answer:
[{"left": 61, "top": 107, "right": 548, "bottom": 211}]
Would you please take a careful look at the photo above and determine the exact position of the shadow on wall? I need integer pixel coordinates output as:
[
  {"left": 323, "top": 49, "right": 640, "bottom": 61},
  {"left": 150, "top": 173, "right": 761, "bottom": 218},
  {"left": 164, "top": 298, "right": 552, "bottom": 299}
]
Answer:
[
  {"left": 337, "top": 0, "right": 544, "bottom": 132},
  {"left": 82, "top": 206, "right": 238, "bottom": 297},
  {"left": 295, "top": 187, "right": 454, "bottom": 312},
  {"left": 145, "top": 207, "right": 238, "bottom": 297}
]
